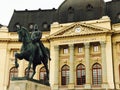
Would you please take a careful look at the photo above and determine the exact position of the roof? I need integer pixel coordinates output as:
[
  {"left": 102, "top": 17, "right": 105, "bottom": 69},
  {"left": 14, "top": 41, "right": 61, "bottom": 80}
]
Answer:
[
  {"left": 8, "top": 9, "right": 57, "bottom": 32},
  {"left": 57, "top": 0, "right": 105, "bottom": 23},
  {"left": 8, "top": 0, "right": 120, "bottom": 32}
]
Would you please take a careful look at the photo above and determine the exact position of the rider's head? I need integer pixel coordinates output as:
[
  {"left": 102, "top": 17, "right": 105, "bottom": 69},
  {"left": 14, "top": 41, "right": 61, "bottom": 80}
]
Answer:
[{"left": 34, "top": 24, "right": 39, "bottom": 31}]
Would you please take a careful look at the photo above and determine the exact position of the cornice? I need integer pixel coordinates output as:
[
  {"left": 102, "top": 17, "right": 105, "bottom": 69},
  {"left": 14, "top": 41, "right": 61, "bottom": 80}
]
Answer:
[
  {"left": 0, "top": 38, "right": 18, "bottom": 42},
  {"left": 0, "top": 38, "right": 11, "bottom": 42},
  {"left": 48, "top": 31, "right": 113, "bottom": 40},
  {"left": 113, "top": 30, "right": 120, "bottom": 34},
  {"left": 48, "top": 22, "right": 113, "bottom": 40}
]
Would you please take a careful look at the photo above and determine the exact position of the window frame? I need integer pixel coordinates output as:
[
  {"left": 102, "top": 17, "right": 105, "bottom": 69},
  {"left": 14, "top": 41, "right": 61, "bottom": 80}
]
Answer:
[
  {"left": 119, "top": 64, "right": 120, "bottom": 81},
  {"left": 9, "top": 67, "right": 18, "bottom": 80},
  {"left": 25, "top": 67, "right": 33, "bottom": 78},
  {"left": 39, "top": 66, "right": 46, "bottom": 80},
  {"left": 92, "top": 63, "right": 102, "bottom": 85},
  {"left": 93, "top": 45, "right": 99, "bottom": 52},
  {"left": 78, "top": 47, "right": 83, "bottom": 53},
  {"left": 63, "top": 48, "right": 68, "bottom": 54},
  {"left": 76, "top": 64, "right": 86, "bottom": 85},
  {"left": 61, "top": 65, "right": 69, "bottom": 85}
]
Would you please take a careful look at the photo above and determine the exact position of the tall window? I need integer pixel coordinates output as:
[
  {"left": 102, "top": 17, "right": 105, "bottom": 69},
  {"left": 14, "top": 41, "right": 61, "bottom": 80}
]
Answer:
[
  {"left": 76, "top": 64, "right": 86, "bottom": 85},
  {"left": 10, "top": 67, "right": 18, "bottom": 80},
  {"left": 119, "top": 65, "right": 120, "bottom": 81},
  {"left": 92, "top": 63, "right": 102, "bottom": 85},
  {"left": 39, "top": 66, "right": 46, "bottom": 80},
  {"left": 61, "top": 65, "right": 69, "bottom": 85},
  {"left": 93, "top": 45, "right": 99, "bottom": 52},
  {"left": 25, "top": 68, "right": 33, "bottom": 78},
  {"left": 63, "top": 48, "right": 68, "bottom": 54},
  {"left": 78, "top": 47, "right": 83, "bottom": 53}
]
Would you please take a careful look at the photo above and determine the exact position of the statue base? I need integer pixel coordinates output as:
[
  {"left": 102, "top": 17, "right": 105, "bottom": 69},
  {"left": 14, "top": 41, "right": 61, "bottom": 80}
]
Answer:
[
  {"left": 11, "top": 77, "right": 50, "bottom": 86},
  {"left": 8, "top": 79, "right": 51, "bottom": 90}
]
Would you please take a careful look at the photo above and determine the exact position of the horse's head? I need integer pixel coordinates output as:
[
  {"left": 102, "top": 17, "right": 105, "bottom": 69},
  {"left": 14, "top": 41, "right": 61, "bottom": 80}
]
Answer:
[
  {"left": 17, "top": 27, "right": 31, "bottom": 43},
  {"left": 17, "top": 28, "right": 24, "bottom": 42}
]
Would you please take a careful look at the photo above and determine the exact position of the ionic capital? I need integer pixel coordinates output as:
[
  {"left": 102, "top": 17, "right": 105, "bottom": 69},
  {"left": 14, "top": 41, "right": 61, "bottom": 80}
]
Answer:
[{"left": 84, "top": 42, "right": 90, "bottom": 49}]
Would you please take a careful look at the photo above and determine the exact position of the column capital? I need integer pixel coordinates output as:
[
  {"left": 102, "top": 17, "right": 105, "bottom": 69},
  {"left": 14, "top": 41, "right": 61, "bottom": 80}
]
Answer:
[
  {"left": 69, "top": 44, "right": 74, "bottom": 49},
  {"left": 84, "top": 42, "right": 90, "bottom": 49},
  {"left": 100, "top": 41, "right": 106, "bottom": 48}
]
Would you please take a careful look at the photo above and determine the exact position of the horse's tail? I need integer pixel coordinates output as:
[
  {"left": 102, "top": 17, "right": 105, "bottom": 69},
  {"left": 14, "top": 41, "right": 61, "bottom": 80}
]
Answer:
[{"left": 45, "top": 47, "right": 51, "bottom": 61}]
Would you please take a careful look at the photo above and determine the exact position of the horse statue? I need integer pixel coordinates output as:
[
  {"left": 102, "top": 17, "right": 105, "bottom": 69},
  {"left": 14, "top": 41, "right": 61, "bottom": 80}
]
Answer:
[{"left": 14, "top": 25, "right": 50, "bottom": 81}]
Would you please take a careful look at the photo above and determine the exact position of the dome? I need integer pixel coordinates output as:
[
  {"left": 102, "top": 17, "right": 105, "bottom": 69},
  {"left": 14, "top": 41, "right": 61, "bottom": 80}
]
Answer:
[{"left": 57, "top": 0, "right": 105, "bottom": 23}]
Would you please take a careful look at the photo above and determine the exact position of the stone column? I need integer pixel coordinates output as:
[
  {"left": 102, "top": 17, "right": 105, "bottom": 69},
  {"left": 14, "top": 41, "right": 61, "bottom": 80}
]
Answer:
[
  {"left": 112, "top": 42, "right": 118, "bottom": 89},
  {"left": 100, "top": 41, "right": 108, "bottom": 88},
  {"left": 53, "top": 45, "right": 59, "bottom": 90},
  {"left": 68, "top": 44, "right": 74, "bottom": 89},
  {"left": 84, "top": 42, "right": 91, "bottom": 89}
]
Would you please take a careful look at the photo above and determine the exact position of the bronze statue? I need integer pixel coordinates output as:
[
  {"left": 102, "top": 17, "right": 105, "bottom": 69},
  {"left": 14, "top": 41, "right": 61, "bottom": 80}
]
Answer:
[
  {"left": 14, "top": 23, "right": 50, "bottom": 82},
  {"left": 31, "top": 24, "right": 51, "bottom": 60}
]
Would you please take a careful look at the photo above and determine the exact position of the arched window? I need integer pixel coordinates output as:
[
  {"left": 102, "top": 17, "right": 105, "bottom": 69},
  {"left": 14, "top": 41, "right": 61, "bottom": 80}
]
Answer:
[
  {"left": 76, "top": 64, "right": 86, "bottom": 85},
  {"left": 92, "top": 63, "right": 102, "bottom": 85},
  {"left": 61, "top": 65, "right": 69, "bottom": 85},
  {"left": 10, "top": 67, "right": 18, "bottom": 80},
  {"left": 119, "top": 65, "right": 120, "bottom": 81},
  {"left": 116, "top": 13, "right": 120, "bottom": 22},
  {"left": 25, "top": 68, "right": 33, "bottom": 78},
  {"left": 39, "top": 66, "right": 46, "bottom": 80},
  {"left": 86, "top": 4, "right": 93, "bottom": 11},
  {"left": 13, "top": 22, "right": 20, "bottom": 32},
  {"left": 42, "top": 22, "right": 50, "bottom": 30}
]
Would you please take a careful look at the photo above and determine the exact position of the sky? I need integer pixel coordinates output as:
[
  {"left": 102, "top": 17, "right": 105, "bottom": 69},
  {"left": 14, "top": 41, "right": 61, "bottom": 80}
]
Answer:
[{"left": 0, "top": 0, "right": 111, "bottom": 26}]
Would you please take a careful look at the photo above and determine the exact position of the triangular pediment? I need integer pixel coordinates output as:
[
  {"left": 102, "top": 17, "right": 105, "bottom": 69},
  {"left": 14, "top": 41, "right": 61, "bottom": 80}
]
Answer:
[{"left": 49, "top": 22, "right": 111, "bottom": 39}]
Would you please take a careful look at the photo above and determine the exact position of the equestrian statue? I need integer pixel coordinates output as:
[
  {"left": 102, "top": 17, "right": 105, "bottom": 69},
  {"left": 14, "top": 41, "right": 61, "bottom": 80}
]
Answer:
[{"left": 14, "top": 23, "right": 51, "bottom": 82}]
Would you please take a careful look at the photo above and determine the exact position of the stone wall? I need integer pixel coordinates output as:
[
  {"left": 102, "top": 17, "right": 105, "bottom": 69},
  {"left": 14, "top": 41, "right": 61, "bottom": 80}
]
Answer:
[{"left": 8, "top": 80, "right": 51, "bottom": 90}]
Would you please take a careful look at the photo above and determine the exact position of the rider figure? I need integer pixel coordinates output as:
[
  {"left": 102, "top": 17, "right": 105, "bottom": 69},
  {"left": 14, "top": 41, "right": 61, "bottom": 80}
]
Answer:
[
  {"left": 31, "top": 24, "right": 51, "bottom": 60},
  {"left": 31, "top": 24, "right": 43, "bottom": 57}
]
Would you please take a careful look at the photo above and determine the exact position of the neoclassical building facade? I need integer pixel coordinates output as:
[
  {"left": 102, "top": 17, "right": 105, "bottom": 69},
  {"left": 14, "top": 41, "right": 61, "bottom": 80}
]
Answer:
[
  {"left": 0, "top": 0, "right": 120, "bottom": 89},
  {"left": 49, "top": 16, "right": 115, "bottom": 90},
  {"left": 0, "top": 16, "right": 120, "bottom": 90}
]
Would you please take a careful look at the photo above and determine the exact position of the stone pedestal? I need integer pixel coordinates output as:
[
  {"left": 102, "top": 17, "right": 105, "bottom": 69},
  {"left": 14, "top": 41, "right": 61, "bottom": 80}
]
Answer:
[{"left": 8, "top": 80, "right": 51, "bottom": 90}]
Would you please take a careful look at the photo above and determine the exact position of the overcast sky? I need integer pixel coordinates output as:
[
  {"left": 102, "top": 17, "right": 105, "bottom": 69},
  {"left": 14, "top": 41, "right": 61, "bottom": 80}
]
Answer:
[{"left": 0, "top": 0, "right": 111, "bottom": 26}]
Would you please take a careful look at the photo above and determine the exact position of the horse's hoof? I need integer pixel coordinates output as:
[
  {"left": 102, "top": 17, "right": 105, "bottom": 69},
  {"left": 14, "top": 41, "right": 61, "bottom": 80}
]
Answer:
[{"left": 30, "top": 77, "right": 33, "bottom": 80}]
